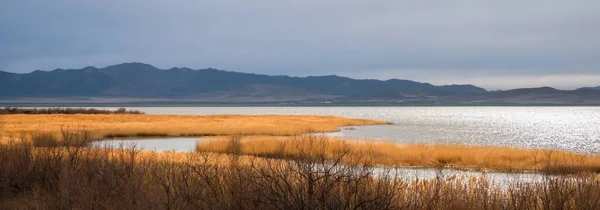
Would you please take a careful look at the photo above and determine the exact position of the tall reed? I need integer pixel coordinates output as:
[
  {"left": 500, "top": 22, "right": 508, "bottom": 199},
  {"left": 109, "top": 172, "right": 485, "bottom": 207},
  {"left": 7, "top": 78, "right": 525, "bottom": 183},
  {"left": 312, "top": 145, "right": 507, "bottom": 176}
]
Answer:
[
  {"left": 197, "top": 135, "right": 600, "bottom": 174},
  {"left": 2, "top": 114, "right": 387, "bottom": 141}
]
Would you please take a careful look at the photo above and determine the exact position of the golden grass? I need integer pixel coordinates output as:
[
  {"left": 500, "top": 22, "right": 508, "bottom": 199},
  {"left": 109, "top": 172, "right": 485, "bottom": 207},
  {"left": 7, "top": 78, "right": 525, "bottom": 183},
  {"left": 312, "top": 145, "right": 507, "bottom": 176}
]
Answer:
[
  {"left": 0, "top": 114, "right": 387, "bottom": 141},
  {"left": 197, "top": 135, "right": 600, "bottom": 173}
]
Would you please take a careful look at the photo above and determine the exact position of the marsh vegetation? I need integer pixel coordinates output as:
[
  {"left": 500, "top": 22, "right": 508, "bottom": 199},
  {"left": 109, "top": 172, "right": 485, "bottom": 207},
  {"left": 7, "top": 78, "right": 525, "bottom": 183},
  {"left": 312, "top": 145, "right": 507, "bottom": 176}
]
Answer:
[
  {"left": 198, "top": 135, "right": 600, "bottom": 174},
  {"left": 1, "top": 113, "right": 600, "bottom": 209},
  {"left": 1, "top": 131, "right": 600, "bottom": 209},
  {"left": 1, "top": 114, "right": 386, "bottom": 140}
]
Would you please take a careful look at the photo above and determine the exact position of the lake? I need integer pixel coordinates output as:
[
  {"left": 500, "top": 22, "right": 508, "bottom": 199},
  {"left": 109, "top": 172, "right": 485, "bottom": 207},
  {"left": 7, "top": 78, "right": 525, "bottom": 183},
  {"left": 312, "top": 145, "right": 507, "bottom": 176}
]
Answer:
[{"left": 93, "top": 106, "right": 600, "bottom": 154}]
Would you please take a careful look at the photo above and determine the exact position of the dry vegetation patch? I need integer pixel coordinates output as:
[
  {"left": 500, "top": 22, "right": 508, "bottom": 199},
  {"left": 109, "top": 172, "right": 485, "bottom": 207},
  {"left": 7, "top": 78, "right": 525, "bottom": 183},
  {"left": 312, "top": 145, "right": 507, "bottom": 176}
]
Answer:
[
  {"left": 197, "top": 135, "right": 600, "bottom": 174},
  {"left": 2, "top": 135, "right": 600, "bottom": 209},
  {"left": 3, "top": 113, "right": 600, "bottom": 208},
  {"left": 1, "top": 114, "right": 387, "bottom": 141}
]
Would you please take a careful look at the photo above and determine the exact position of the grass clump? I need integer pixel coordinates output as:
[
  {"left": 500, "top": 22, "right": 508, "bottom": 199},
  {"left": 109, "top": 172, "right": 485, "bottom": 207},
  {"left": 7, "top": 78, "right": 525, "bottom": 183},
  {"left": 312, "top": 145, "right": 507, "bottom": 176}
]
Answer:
[{"left": 12, "top": 126, "right": 94, "bottom": 148}]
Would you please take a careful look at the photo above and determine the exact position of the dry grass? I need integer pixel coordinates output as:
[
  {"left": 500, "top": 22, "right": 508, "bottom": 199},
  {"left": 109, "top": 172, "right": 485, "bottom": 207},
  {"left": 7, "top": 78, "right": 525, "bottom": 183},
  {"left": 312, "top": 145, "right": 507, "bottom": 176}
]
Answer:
[
  {"left": 2, "top": 135, "right": 600, "bottom": 209},
  {"left": 0, "top": 114, "right": 387, "bottom": 141},
  {"left": 4, "top": 114, "right": 600, "bottom": 208},
  {"left": 197, "top": 135, "right": 600, "bottom": 174}
]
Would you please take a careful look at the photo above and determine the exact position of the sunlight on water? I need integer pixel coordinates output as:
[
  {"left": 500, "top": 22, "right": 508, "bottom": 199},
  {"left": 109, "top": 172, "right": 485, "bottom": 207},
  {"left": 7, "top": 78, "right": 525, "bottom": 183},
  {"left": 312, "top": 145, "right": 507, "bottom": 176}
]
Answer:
[{"left": 90, "top": 137, "right": 200, "bottom": 152}]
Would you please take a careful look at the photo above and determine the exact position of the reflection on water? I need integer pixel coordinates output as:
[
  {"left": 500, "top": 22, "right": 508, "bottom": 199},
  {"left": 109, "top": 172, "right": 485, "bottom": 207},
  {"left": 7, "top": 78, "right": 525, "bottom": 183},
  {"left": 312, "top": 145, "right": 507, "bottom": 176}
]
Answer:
[
  {"left": 91, "top": 106, "right": 600, "bottom": 154},
  {"left": 376, "top": 167, "right": 548, "bottom": 185}
]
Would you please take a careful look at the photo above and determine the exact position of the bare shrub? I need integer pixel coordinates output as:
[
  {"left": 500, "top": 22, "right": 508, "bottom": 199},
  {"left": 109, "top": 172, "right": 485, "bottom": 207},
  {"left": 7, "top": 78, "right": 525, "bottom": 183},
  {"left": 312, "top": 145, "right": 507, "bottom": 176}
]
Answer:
[
  {"left": 30, "top": 126, "right": 93, "bottom": 147},
  {"left": 226, "top": 135, "right": 243, "bottom": 155},
  {"left": 238, "top": 135, "right": 401, "bottom": 209},
  {"left": 31, "top": 132, "right": 60, "bottom": 147}
]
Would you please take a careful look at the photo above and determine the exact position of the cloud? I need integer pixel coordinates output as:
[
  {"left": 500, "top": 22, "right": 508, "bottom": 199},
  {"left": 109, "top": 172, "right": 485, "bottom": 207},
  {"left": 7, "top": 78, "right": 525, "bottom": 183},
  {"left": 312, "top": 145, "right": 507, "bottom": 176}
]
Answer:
[{"left": 0, "top": 0, "right": 599, "bottom": 89}]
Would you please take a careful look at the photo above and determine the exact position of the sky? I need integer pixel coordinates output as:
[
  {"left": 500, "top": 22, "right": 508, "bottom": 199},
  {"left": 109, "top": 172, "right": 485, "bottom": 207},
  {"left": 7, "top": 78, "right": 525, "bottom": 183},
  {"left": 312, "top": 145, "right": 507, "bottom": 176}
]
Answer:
[{"left": 1, "top": 1, "right": 599, "bottom": 90}]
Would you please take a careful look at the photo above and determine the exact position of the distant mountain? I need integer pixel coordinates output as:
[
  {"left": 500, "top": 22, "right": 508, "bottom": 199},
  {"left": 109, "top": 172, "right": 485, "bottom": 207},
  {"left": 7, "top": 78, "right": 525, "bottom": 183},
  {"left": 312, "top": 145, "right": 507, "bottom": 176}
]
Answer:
[
  {"left": 445, "top": 87, "right": 600, "bottom": 104},
  {"left": 575, "top": 86, "right": 600, "bottom": 91},
  {"left": 0, "top": 62, "right": 485, "bottom": 99},
  {"left": 1, "top": 62, "right": 599, "bottom": 105}
]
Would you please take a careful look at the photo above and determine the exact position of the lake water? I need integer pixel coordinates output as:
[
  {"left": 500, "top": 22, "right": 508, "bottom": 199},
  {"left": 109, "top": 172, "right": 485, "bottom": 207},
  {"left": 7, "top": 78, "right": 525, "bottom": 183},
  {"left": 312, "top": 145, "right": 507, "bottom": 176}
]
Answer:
[
  {"left": 95, "top": 106, "right": 600, "bottom": 154},
  {"left": 90, "top": 137, "right": 200, "bottom": 152}
]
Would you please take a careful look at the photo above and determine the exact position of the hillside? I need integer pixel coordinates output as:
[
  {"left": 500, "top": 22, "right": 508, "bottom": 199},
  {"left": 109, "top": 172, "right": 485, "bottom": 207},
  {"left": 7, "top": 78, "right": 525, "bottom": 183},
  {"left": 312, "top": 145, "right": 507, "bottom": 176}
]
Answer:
[{"left": 0, "top": 63, "right": 484, "bottom": 100}]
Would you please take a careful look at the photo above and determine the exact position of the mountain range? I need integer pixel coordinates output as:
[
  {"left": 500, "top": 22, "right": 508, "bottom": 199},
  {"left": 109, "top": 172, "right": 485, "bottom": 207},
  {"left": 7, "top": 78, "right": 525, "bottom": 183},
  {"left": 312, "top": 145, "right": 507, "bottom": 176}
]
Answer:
[{"left": 1, "top": 62, "right": 599, "bottom": 105}]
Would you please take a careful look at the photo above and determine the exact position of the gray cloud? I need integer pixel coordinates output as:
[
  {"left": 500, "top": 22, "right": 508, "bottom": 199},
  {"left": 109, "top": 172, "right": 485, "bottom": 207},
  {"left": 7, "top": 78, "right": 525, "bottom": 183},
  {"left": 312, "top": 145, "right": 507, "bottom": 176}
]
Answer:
[{"left": 1, "top": 0, "right": 599, "bottom": 89}]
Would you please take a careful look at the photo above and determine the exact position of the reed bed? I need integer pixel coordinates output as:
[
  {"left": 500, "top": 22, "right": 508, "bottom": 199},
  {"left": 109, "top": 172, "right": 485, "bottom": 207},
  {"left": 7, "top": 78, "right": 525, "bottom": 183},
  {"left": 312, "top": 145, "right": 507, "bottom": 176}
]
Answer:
[
  {"left": 1, "top": 133, "right": 600, "bottom": 209},
  {"left": 0, "top": 114, "right": 387, "bottom": 141},
  {"left": 3, "top": 115, "right": 600, "bottom": 209},
  {"left": 197, "top": 135, "right": 600, "bottom": 174}
]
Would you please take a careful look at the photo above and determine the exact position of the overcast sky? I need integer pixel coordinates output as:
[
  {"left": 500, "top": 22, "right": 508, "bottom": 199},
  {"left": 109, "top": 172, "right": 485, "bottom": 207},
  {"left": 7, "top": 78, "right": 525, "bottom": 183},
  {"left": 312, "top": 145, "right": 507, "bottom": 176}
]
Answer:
[{"left": 1, "top": 1, "right": 599, "bottom": 90}]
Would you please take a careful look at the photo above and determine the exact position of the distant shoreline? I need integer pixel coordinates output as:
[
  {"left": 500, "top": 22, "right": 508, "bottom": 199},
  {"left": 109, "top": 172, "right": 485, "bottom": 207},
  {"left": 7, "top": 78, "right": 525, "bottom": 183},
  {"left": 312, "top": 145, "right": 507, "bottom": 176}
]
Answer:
[{"left": 2, "top": 97, "right": 600, "bottom": 107}]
